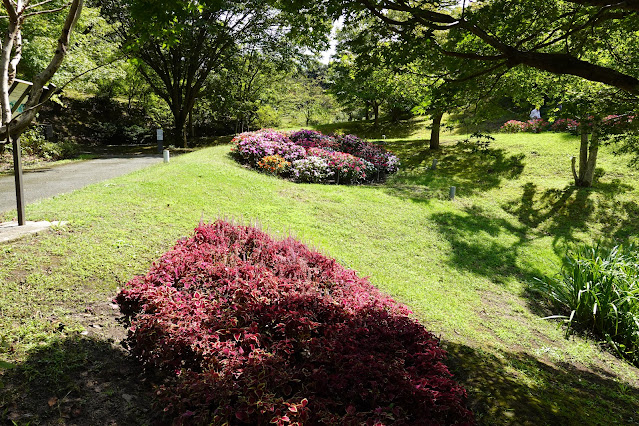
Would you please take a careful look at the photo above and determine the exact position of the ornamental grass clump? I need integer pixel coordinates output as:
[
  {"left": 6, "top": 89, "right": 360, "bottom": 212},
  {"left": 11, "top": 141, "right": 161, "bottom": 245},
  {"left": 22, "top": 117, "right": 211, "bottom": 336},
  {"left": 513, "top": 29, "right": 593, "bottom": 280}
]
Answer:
[
  {"left": 231, "top": 129, "right": 400, "bottom": 185},
  {"left": 116, "top": 221, "right": 475, "bottom": 425},
  {"left": 534, "top": 243, "right": 639, "bottom": 365}
]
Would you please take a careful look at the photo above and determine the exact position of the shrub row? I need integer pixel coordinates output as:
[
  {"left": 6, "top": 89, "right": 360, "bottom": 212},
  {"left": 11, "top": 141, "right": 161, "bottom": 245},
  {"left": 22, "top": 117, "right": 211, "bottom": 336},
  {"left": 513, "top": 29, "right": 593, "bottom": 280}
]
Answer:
[
  {"left": 231, "top": 129, "right": 400, "bottom": 184},
  {"left": 116, "top": 221, "right": 474, "bottom": 425},
  {"left": 534, "top": 242, "right": 639, "bottom": 366},
  {"left": 500, "top": 115, "right": 634, "bottom": 134}
]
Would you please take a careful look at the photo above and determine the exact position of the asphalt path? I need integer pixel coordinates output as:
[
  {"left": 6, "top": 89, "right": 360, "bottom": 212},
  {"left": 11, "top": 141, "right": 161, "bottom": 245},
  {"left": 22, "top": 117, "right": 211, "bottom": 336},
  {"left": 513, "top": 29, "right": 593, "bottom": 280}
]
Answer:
[{"left": 0, "top": 154, "right": 162, "bottom": 213}]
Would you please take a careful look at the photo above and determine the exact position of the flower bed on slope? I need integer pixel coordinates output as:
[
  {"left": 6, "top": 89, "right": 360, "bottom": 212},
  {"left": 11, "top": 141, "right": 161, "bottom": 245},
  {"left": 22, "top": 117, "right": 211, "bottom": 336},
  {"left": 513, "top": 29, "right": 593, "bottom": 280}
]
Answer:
[
  {"left": 231, "top": 129, "right": 400, "bottom": 184},
  {"left": 116, "top": 221, "right": 474, "bottom": 425}
]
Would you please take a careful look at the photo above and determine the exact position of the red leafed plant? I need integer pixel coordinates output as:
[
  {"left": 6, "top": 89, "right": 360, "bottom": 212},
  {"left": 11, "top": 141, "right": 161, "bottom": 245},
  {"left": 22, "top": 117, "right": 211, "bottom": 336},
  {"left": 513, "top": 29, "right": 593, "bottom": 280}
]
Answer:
[{"left": 116, "top": 221, "right": 475, "bottom": 425}]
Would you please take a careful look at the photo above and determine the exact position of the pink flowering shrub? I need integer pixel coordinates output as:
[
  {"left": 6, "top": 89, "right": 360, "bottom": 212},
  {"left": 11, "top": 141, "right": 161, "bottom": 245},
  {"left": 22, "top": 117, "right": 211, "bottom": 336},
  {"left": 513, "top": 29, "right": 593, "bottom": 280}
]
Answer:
[
  {"left": 500, "top": 120, "right": 550, "bottom": 133},
  {"left": 550, "top": 118, "right": 580, "bottom": 132},
  {"left": 232, "top": 129, "right": 400, "bottom": 185},
  {"left": 230, "top": 129, "right": 306, "bottom": 167},
  {"left": 500, "top": 120, "right": 527, "bottom": 133},
  {"left": 308, "top": 147, "right": 375, "bottom": 184},
  {"left": 116, "top": 221, "right": 475, "bottom": 425},
  {"left": 502, "top": 115, "right": 634, "bottom": 134}
]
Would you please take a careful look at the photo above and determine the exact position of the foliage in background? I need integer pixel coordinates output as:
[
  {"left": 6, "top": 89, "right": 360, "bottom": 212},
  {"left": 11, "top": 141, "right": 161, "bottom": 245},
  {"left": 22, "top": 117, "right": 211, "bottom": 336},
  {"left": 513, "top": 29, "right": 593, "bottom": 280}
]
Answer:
[
  {"left": 534, "top": 243, "right": 639, "bottom": 365},
  {"left": 116, "top": 221, "right": 475, "bottom": 425}
]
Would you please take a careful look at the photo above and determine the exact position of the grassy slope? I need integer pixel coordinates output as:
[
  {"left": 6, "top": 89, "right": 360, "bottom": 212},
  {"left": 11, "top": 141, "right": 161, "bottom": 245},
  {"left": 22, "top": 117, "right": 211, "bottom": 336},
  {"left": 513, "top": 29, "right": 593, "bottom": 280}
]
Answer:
[{"left": 1, "top": 122, "right": 638, "bottom": 424}]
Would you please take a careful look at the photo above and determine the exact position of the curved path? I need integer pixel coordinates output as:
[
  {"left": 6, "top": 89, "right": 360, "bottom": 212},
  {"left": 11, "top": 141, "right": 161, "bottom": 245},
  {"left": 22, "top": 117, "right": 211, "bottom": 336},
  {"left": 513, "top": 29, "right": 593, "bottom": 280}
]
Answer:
[{"left": 0, "top": 154, "right": 162, "bottom": 213}]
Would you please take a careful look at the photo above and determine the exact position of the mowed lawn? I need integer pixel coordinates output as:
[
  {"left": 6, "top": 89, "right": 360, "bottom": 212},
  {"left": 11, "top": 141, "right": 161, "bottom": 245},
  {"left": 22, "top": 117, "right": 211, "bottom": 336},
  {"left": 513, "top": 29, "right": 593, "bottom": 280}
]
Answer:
[{"left": 1, "top": 130, "right": 638, "bottom": 425}]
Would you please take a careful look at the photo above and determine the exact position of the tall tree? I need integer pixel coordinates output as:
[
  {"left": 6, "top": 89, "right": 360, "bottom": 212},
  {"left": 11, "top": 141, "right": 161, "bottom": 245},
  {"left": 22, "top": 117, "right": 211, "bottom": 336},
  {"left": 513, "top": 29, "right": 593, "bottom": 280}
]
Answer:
[{"left": 99, "top": 0, "right": 330, "bottom": 146}]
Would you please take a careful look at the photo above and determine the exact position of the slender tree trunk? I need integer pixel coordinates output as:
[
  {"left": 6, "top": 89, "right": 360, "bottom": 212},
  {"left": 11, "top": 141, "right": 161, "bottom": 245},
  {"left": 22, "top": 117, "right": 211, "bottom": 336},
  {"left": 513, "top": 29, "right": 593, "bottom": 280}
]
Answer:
[
  {"left": 583, "top": 130, "right": 599, "bottom": 186},
  {"left": 373, "top": 101, "right": 379, "bottom": 127},
  {"left": 572, "top": 126, "right": 599, "bottom": 187},
  {"left": 364, "top": 101, "right": 370, "bottom": 121},
  {"left": 578, "top": 127, "right": 589, "bottom": 183},
  {"left": 430, "top": 110, "right": 443, "bottom": 150},
  {"left": 189, "top": 108, "right": 194, "bottom": 138}
]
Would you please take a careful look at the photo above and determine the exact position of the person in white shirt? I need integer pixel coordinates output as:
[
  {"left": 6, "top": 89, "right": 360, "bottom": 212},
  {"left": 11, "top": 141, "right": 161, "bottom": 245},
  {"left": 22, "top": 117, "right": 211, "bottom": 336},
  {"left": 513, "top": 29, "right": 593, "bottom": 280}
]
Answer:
[{"left": 530, "top": 108, "right": 541, "bottom": 120}]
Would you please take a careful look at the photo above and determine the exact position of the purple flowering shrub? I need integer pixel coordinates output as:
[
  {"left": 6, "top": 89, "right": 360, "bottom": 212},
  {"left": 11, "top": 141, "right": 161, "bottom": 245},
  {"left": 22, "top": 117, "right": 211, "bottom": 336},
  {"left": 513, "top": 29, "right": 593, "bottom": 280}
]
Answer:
[
  {"left": 116, "top": 221, "right": 475, "bottom": 425},
  {"left": 231, "top": 129, "right": 400, "bottom": 185},
  {"left": 288, "top": 129, "right": 340, "bottom": 150}
]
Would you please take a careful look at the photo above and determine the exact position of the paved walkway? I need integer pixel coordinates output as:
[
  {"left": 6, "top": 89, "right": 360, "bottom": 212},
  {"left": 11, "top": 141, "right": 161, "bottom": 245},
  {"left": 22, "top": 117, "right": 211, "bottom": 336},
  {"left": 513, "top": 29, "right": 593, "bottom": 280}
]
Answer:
[{"left": 0, "top": 154, "right": 162, "bottom": 213}]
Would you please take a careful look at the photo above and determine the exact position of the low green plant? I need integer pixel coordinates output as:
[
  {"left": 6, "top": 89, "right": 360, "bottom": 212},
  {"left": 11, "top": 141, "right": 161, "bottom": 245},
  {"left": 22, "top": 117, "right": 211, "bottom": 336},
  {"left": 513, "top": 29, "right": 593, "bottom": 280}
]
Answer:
[
  {"left": 17, "top": 128, "right": 80, "bottom": 160},
  {"left": 534, "top": 243, "right": 639, "bottom": 364}
]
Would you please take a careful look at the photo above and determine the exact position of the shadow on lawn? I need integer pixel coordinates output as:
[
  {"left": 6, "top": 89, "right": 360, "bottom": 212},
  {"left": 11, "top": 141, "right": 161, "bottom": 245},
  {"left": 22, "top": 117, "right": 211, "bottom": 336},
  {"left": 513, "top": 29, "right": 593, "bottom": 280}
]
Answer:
[
  {"left": 444, "top": 341, "right": 639, "bottom": 426},
  {"left": 0, "top": 336, "right": 154, "bottom": 425},
  {"left": 383, "top": 139, "right": 525, "bottom": 202},
  {"left": 429, "top": 205, "right": 542, "bottom": 284},
  {"left": 503, "top": 180, "right": 639, "bottom": 248}
]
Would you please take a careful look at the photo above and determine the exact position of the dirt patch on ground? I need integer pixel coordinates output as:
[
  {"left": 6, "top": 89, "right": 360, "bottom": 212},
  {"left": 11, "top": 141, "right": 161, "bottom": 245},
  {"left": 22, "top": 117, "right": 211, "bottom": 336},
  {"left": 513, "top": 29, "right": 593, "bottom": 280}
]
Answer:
[{"left": 1, "top": 301, "right": 157, "bottom": 425}]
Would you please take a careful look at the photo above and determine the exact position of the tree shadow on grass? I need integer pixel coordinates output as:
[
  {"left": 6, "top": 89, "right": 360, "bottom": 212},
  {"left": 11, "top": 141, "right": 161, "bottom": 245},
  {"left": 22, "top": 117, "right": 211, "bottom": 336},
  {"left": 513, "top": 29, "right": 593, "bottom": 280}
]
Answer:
[
  {"left": 1, "top": 336, "right": 154, "bottom": 425},
  {"left": 444, "top": 341, "right": 639, "bottom": 425},
  {"left": 502, "top": 179, "right": 639, "bottom": 250},
  {"left": 429, "top": 205, "right": 542, "bottom": 284},
  {"left": 383, "top": 140, "right": 526, "bottom": 202}
]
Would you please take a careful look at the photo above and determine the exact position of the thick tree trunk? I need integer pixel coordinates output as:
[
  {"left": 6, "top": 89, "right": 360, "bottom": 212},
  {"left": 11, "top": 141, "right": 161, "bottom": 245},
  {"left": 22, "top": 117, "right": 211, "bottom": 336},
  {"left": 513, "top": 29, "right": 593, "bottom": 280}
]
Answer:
[
  {"left": 173, "top": 110, "right": 188, "bottom": 148},
  {"left": 430, "top": 110, "right": 443, "bottom": 150}
]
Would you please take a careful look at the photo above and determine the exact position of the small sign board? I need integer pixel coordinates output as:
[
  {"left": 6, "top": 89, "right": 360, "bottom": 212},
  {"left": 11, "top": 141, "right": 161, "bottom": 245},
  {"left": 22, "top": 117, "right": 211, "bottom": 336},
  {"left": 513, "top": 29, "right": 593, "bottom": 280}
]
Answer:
[
  {"left": 156, "top": 129, "right": 164, "bottom": 141},
  {"left": 8, "top": 79, "right": 32, "bottom": 114}
]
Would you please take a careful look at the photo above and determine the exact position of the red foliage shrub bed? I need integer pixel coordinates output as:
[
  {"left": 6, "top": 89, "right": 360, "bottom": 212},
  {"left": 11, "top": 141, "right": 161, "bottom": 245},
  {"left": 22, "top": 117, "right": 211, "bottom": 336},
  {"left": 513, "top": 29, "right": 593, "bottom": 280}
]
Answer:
[{"left": 116, "top": 221, "right": 474, "bottom": 425}]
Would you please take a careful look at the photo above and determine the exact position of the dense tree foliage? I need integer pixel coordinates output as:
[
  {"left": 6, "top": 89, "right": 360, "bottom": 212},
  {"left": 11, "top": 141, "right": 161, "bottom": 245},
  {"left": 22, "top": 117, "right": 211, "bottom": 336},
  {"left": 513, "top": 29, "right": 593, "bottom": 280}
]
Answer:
[{"left": 96, "top": 0, "right": 332, "bottom": 146}]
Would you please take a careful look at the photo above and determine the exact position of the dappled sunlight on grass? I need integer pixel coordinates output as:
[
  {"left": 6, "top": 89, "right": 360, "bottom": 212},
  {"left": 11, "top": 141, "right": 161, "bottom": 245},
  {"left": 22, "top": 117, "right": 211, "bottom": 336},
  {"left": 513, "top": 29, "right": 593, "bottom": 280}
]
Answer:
[
  {"left": 445, "top": 341, "right": 639, "bottom": 426},
  {"left": 502, "top": 180, "right": 639, "bottom": 248},
  {"left": 382, "top": 139, "right": 526, "bottom": 201}
]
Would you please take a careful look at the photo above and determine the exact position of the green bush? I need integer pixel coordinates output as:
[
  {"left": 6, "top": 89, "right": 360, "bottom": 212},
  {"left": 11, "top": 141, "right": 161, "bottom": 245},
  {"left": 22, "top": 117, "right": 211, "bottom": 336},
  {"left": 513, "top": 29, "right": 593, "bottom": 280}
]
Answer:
[
  {"left": 534, "top": 243, "right": 639, "bottom": 365},
  {"left": 19, "top": 127, "right": 47, "bottom": 157},
  {"left": 19, "top": 127, "right": 80, "bottom": 160}
]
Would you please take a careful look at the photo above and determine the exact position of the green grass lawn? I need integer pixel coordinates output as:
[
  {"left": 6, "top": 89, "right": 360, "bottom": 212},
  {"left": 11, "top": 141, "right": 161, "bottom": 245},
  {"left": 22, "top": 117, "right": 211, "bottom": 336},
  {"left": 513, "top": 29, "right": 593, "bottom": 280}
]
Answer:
[{"left": 1, "top": 128, "right": 638, "bottom": 424}]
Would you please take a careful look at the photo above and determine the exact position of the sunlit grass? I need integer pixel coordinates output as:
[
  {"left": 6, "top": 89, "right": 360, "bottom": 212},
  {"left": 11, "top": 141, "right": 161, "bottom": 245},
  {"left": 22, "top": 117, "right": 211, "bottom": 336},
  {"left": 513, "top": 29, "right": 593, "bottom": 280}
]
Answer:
[{"left": 1, "top": 130, "right": 638, "bottom": 424}]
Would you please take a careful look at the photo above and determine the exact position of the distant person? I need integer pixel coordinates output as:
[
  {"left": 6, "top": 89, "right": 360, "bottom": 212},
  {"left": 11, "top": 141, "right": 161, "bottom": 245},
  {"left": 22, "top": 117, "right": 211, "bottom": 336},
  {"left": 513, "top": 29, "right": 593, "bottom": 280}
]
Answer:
[{"left": 530, "top": 107, "right": 541, "bottom": 120}]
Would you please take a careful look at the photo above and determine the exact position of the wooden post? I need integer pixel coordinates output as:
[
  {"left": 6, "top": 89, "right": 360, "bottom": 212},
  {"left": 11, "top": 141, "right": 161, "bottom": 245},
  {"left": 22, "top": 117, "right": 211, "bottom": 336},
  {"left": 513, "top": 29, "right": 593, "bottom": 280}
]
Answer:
[{"left": 10, "top": 124, "right": 26, "bottom": 226}]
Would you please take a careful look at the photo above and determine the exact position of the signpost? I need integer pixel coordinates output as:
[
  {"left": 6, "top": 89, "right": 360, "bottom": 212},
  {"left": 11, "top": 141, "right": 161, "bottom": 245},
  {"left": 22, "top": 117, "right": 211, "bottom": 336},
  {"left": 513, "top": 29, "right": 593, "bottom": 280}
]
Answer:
[
  {"left": 8, "top": 80, "right": 33, "bottom": 226},
  {"left": 5, "top": 79, "right": 51, "bottom": 226}
]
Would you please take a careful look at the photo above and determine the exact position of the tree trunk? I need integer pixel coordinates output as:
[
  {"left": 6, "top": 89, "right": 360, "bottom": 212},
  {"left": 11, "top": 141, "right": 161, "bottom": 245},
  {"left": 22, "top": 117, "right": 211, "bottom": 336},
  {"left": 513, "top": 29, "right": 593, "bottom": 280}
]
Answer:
[
  {"left": 173, "top": 109, "right": 188, "bottom": 148},
  {"left": 572, "top": 126, "right": 599, "bottom": 187},
  {"left": 364, "top": 101, "right": 370, "bottom": 121},
  {"left": 583, "top": 130, "right": 599, "bottom": 186},
  {"left": 430, "top": 110, "right": 443, "bottom": 150},
  {"left": 373, "top": 101, "right": 379, "bottom": 127}
]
